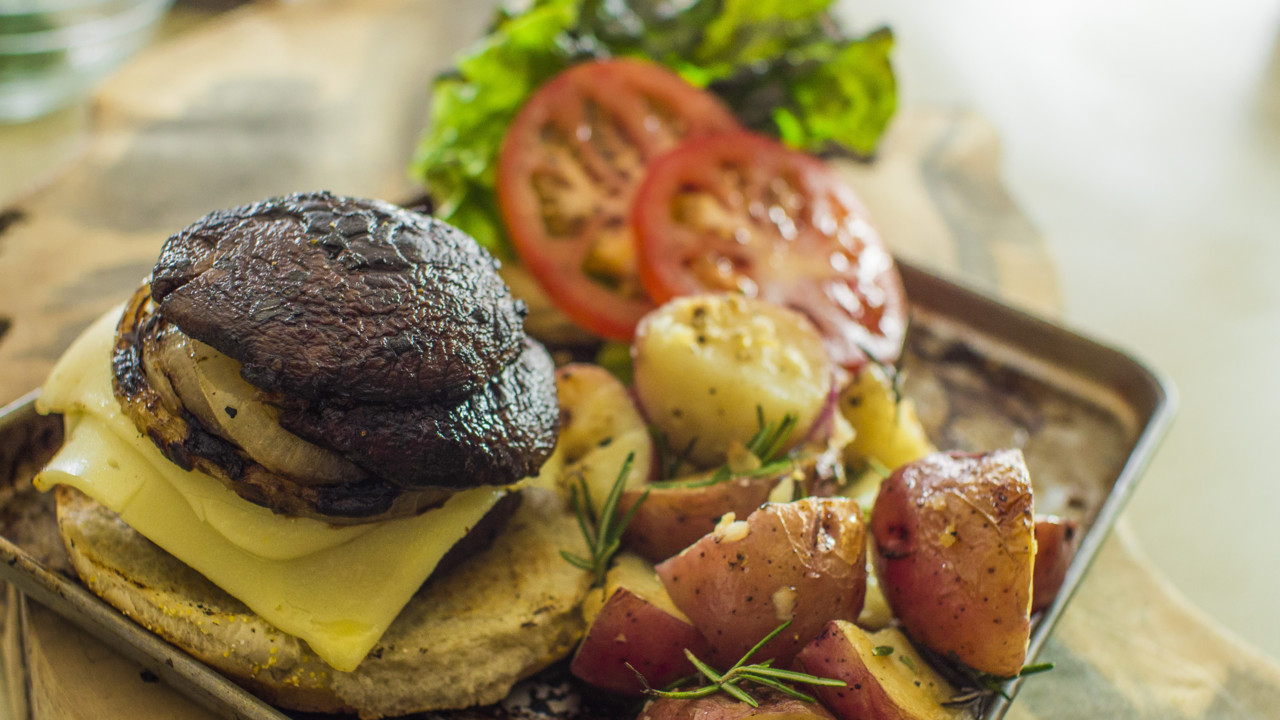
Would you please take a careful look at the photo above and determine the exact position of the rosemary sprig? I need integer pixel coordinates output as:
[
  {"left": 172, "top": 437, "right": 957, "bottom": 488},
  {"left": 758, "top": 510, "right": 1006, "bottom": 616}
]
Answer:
[
  {"left": 650, "top": 409, "right": 798, "bottom": 490},
  {"left": 631, "top": 621, "right": 844, "bottom": 707},
  {"left": 854, "top": 339, "right": 906, "bottom": 413},
  {"left": 980, "top": 662, "right": 1056, "bottom": 699},
  {"left": 745, "top": 407, "right": 798, "bottom": 463},
  {"left": 944, "top": 661, "right": 1057, "bottom": 705},
  {"left": 864, "top": 456, "right": 893, "bottom": 480},
  {"left": 651, "top": 426, "right": 698, "bottom": 481},
  {"left": 560, "top": 452, "right": 649, "bottom": 587},
  {"left": 649, "top": 458, "right": 798, "bottom": 490}
]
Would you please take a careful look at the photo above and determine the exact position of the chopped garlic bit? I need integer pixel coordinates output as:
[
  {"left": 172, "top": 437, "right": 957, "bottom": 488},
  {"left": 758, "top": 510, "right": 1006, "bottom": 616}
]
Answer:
[
  {"left": 772, "top": 586, "right": 797, "bottom": 621},
  {"left": 939, "top": 523, "right": 958, "bottom": 548},
  {"left": 725, "top": 442, "right": 762, "bottom": 474},
  {"left": 715, "top": 516, "right": 749, "bottom": 543},
  {"left": 714, "top": 512, "right": 738, "bottom": 533},
  {"left": 767, "top": 475, "right": 796, "bottom": 504}
]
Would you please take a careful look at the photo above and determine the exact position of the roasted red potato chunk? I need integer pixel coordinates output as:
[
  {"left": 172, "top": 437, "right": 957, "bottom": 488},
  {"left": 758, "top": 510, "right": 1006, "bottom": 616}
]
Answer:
[
  {"left": 571, "top": 555, "right": 709, "bottom": 695},
  {"left": 869, "top": 449, "right": 1035, "bottom": 678},
  {"left": 656, "top": 497, "right": 867, "bottom": 668},
  {"left": 794, "top": 621, "right": 961, "bottom": 720},
  {"left": 620, "top": 441, "right": 845, "bottom": 563}
]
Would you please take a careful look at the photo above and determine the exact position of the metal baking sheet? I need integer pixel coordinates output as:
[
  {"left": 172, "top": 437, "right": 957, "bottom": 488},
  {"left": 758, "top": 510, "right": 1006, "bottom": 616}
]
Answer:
[{"left": 0, "top": 261, "right": 1174, "bottom": 720}]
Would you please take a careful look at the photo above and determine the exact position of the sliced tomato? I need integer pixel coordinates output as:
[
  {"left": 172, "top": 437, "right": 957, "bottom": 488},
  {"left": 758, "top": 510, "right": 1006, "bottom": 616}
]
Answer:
[
  {"left": 497, "top": 59, "right": 740, "bottom": 341},
  {"left": 632, "top": 131, "right": 907, "bottom": 371}
]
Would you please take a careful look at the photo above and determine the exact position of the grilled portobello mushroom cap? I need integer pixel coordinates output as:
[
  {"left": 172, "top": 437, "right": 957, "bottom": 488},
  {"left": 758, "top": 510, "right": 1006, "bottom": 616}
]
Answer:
[
  {"left": 278, "top": 338, "right": 558, "bottom": 492},
  {"left": 150, "top": 192, "right": 527, "bottom": 404},
  {"left": 112, "top": 192, "right": 560, "bottom": 522}
]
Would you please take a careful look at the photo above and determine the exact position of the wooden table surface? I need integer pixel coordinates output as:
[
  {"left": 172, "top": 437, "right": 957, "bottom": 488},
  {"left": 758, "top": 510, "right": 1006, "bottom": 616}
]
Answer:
[{"left": 1, "top": 1, "right": 1279, "bottom": 719}]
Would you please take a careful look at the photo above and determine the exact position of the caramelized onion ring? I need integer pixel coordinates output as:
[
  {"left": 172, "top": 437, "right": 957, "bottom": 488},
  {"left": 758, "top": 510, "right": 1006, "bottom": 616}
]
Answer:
[
  {"left": 112, "top": 284, "right": 452, "bottom": 523},
  {"left": 153, "top": 326, "right": 365, "bottom": 486}
]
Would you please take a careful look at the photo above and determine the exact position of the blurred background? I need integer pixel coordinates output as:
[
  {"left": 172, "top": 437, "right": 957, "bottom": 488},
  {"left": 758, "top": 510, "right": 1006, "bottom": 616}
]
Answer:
[
  {"left": 1, "top": 0, "right": 1277, "bottom": 668},
  {"left": 850, "top": 0, "right": 1280, "bottom": 659}
]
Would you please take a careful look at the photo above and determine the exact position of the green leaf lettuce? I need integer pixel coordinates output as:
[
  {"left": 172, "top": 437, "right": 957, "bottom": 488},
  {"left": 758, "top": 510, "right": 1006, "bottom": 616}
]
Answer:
[{"left": 410, "top": 0, "right": 897, "bottom": 258}]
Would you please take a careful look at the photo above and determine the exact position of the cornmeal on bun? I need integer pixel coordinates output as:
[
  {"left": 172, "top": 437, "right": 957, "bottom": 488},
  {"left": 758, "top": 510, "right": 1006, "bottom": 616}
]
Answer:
[{"left": 35, "top": 192, "right": 590, "bottom": 717}]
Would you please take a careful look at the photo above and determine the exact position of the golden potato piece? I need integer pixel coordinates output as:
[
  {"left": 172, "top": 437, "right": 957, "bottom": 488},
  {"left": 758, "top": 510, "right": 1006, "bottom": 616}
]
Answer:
[
  {"left": 633, "top": 295, "right": 833, "bottom": 468},
  {"left": 554, "top": 363, "right": 654, "bottom": 514},
  {"left": 794, "top": 622, "right": 961, "bottom": 720},
  {"left": 839, "top": 363, "right": 933, "bottom": 473}
]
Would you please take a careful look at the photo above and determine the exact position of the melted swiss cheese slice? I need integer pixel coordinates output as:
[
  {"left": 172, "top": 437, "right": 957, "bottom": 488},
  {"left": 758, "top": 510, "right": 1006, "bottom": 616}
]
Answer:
[{"left": 35, "top": 308, "right": 506, "bottom": 672}]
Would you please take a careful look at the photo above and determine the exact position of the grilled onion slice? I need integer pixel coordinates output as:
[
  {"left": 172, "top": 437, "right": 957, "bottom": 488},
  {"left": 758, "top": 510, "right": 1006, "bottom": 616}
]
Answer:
[
  {"left": 112, "top": 284, "right": 451, "bottom": 522},
  {"left": 152, "top": 326, "right": 366, "bottom": 486}
]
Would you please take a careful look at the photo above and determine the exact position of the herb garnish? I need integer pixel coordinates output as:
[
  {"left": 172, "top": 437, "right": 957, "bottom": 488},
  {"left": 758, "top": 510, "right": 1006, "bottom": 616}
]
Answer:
[
  {"left": 649, "top": 409, "right": 797, "bottom": 489},
  {"left": 631, "top": 621, "right": 844, "bottom": 707},
  {"left": 744, "top": 408, "right": 799, "bottom": 465},
  {"left": 945, "top": 661, "right": 1057, "bottom": 705},
  {"left": 864, "top": 456, "right": 893, "bottom": 480},
  {"left": 560, "top": 452, "right": 649, "bottom": 587},
  {"left": 854, "top": 339, "right": 906, "bottom": 410},
  {"left": 651, "top": 427, "right": 699, "bottom": 481}
]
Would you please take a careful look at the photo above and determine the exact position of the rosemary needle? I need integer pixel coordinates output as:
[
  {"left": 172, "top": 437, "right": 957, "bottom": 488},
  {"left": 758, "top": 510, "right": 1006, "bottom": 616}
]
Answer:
[
  {"left": 650, "top": 410, "right": 797, "bottom": 490},
  {"left": 560, "top": 452, "right": 648, "bottom": 587},
  {"left": 633, "top": 621, "right": 844, "bottom": 708}
]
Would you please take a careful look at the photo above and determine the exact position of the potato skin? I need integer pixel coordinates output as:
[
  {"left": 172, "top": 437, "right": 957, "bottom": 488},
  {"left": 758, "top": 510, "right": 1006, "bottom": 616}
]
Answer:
[
  {"left": 870, "top": 450, "right": 1035, "bottom": 677},
  {"left": 570, "top": 585, "right": 710, "bottom": 696},
  {"left": 639, "top": 687, "right": 839, "bottom": 720},
  {"left": 656, "top": 498, "right": 867, "bottom": 668},
  {"left": 620, "top": 441, "right": 845, "bottom": 562},
  {"left": 793, "top": 622, "right": 960, "bottom": 720},
  {"left": 1032, "top": 515, "right": 1080, "bottom": 613},
  {"left": 621, "top": 473, "right": 781, "bottom": 563}
]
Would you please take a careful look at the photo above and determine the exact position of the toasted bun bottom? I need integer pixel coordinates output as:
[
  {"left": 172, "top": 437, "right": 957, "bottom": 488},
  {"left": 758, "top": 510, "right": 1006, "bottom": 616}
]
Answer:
[{"left": 55, "top": 485, "right": 592, "bottom": 719}]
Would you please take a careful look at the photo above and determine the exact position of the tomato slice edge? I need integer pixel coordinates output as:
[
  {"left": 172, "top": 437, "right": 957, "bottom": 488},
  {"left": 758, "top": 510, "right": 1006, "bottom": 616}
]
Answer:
[
  {"left": 497, "top": 59, "right": 740, "bottom": 341},
  {"left": 632, "top": 130, "right": 908, "bottom": 370}
]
